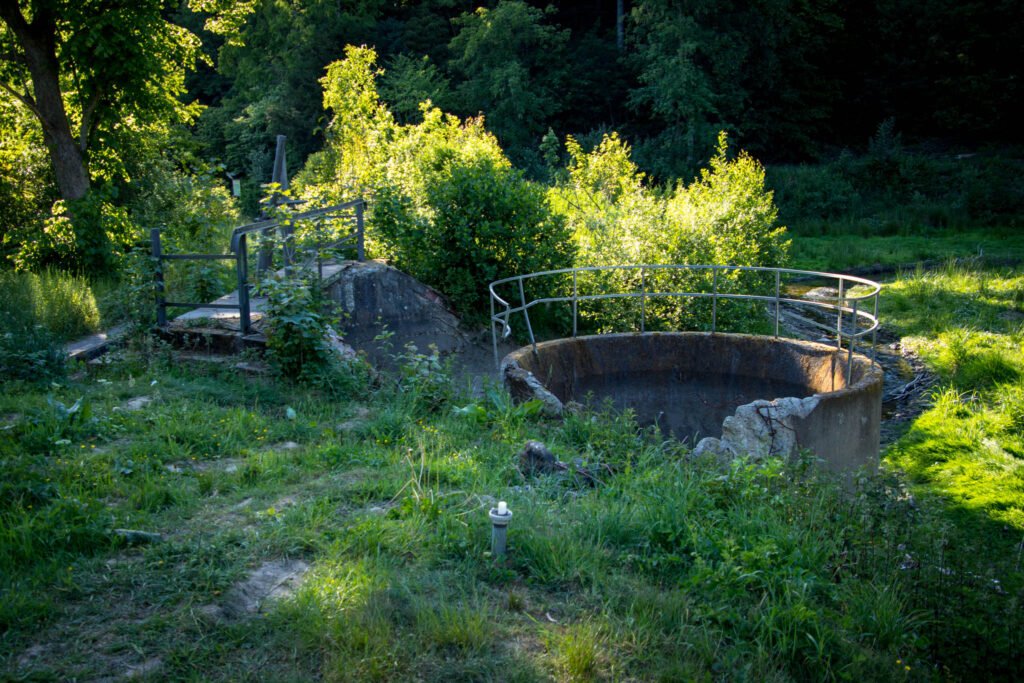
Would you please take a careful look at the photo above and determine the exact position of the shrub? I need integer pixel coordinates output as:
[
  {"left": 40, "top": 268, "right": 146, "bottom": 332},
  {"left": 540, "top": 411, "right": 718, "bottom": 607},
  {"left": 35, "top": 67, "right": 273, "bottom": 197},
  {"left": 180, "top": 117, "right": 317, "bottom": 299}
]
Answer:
[
  {"left": 300, "top": 47, "right": 574, "bottom": 324},
  {"left": 550, "top": 131, "right": 788, "bottom": 334},
  {"left": 259, "top": 270, "right": 333, "bottom": 378}
]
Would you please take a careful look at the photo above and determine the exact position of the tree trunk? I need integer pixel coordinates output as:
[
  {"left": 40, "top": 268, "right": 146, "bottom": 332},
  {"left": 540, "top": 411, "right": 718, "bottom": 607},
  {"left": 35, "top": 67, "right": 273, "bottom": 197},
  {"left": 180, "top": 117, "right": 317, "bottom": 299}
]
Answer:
[
  {"left": 0, "top": 2, "right": 90, "bottom": 202},
  {"left": 616, "top": 0, "right": 624, "bottom": 53}
]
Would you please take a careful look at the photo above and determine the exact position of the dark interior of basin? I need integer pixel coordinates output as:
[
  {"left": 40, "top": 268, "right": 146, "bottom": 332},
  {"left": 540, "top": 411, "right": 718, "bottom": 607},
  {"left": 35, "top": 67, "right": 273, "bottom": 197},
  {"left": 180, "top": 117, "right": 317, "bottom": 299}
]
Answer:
[{"left": 506, "top": 332, "right": 871, "bottom": 444}]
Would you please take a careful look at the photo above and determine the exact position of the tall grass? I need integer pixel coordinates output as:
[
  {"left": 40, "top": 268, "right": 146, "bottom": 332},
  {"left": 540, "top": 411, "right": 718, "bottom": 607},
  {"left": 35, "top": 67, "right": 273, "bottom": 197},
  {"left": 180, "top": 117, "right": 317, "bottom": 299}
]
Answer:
[{"left": 0, "top": 268, "right": 100, "bottom": 341}]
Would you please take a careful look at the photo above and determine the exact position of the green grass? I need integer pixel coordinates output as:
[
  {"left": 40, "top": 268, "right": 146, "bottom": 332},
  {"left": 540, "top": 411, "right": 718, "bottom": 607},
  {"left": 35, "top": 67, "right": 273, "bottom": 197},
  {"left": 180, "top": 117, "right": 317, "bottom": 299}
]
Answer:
[
  {"left": 1, "top": 329, "right": 1022, "bottom": 680},
  {"left": 0, "top": 268, "right": 101, "bottom": 342},
  {"left": 789, "top": 228, "right": 1024, "bottom": 274},
  {"left": 878, "top": 263, "right": 1024, "bottom": 531}
]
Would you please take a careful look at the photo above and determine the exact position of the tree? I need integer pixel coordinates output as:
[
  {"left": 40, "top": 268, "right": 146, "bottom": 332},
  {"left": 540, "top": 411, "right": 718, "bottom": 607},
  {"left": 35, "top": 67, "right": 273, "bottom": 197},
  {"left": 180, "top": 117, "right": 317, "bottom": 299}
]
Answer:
[
  {"left": 448, "top": 1, "right": 569, "bottom": 168},
  {"left": 0, "top": 1, "right": 216, "bottom": 205}
]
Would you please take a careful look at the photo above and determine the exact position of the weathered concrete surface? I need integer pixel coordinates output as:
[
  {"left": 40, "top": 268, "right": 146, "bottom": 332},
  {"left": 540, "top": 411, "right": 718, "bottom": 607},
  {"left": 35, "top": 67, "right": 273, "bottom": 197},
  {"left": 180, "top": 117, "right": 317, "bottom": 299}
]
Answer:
[
  {"left": 324, "top": 260, "right": 467, "bottom": 365},
  {"left": 502, "top": 332, "right": 883, "bottom": 471}
]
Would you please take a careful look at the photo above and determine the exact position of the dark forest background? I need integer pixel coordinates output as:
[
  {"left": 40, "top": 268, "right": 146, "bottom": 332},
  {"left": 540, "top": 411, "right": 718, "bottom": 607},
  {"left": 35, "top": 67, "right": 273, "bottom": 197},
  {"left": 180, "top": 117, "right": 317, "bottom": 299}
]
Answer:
[{"left": 183, "top": 0, "right": 1024, "bottom": 183}]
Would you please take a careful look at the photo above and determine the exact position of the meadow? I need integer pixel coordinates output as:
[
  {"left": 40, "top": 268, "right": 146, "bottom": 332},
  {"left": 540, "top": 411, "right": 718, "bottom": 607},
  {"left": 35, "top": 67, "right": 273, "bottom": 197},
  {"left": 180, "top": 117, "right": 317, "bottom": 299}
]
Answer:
[{"left": 2, "top": 236, "right": 1022, "bottom": 681}]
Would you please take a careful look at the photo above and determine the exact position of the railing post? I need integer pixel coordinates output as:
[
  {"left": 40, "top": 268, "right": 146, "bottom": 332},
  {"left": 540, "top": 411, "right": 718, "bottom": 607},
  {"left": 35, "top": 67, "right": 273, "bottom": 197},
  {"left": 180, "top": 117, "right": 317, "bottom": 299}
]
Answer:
[
  {"left": 355, "top": 200, "right": 365, "bottom": 262},
  {"left": 151, "top": 227, "right": 166, "bottom": 327},
  {"left": 836, "top": 278, "right": 845, "bottom": 351},
  {"left": 518, "top": 276, "right": 537, "bottom": 355},
  {"left": 847, "top": 299, "right": 858, "bottom": 385},
  {"left": 572, "top": 270, "right": 578, "bottom": 338},
  {"left": 640, "top": 267, "right": 646, "bottom": 333},
  {"left": 236, "top": 233, "right": 251, "bottom": 334},
  {"left": 491, "top": 291, "right": 499, "bottom": 369},
  {"left": 711, "top": 267, "right": 718, "bottom": 333},
  {"left": 774, "top": 270, "right": 781, "bottom": 338},
  {"left": 872, "top": 292, "right": 879, "bottom": 364}
]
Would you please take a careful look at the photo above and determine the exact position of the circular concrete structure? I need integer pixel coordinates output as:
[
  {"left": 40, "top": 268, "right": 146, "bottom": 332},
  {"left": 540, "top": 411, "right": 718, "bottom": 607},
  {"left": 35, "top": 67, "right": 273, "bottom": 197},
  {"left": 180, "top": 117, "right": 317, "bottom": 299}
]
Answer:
[{"left": 502, "top": 332, "right": 883, "bottom": 471}]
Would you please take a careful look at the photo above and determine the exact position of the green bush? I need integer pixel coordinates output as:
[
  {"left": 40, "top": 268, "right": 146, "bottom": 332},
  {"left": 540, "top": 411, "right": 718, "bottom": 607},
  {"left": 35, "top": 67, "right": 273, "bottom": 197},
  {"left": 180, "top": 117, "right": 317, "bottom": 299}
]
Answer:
[
  {"left": 259, "top": 270, "right": 333, "bottom": 378},
  {"left": 381, "top": 150, "right": 573, "bottom": 322},
  {"left": 300, "top": 47, "right": 574, "bottom": 324},
  {"left": 549, "top": 131, "right": 788, "bottom": 334}
]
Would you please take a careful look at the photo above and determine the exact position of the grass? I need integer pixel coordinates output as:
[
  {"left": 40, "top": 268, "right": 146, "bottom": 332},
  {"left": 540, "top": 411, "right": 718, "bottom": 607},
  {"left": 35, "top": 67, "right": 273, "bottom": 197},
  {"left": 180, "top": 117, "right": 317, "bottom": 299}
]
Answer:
[
  {"left": 790, "top": 228, "right": 1024, "bottom": 274},
  {"left": 0, "top": 325, "right": 1022, "bottom": 680},
  {"left": 0, "top": 268, "right": 101, "bottom": 342},
  {"left": 878, "top": 262, "right": 1024, "bottom": 530}
]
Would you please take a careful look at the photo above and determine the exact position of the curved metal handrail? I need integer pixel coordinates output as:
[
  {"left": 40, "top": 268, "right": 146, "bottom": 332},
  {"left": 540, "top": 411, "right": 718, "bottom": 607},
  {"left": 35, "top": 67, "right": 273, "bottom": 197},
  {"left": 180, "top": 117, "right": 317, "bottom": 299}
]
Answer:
[{"left": 489, "top": 264, "right": 881, "bottom": 384}]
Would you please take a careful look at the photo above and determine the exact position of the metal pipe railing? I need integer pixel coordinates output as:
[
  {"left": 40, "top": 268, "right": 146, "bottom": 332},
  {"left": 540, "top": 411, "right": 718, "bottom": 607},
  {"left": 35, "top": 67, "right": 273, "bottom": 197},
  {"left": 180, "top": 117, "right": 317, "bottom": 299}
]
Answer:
[
  {"left": 153, "top": 198, "right": 365, "bottom": 335},
  {"left": 489, "top": 264, "right": 882, "bottom": 379}
]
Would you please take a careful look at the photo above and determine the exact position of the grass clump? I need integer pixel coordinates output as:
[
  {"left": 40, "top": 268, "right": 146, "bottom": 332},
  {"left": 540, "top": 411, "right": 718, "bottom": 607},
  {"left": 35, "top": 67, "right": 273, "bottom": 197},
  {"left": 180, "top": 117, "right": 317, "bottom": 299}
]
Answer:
[{"left": 0, "top": 268, "right": 100, "bottom": 341}]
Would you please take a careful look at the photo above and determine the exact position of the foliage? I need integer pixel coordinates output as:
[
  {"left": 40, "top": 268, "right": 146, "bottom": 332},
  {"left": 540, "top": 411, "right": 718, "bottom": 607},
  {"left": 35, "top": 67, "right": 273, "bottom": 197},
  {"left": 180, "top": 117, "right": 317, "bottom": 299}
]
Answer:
[
  {"left": 627, "top": 0, "right": 845, "bottom": 178},
  {"left": 0, "top": 0, "right": 207, "bottom": 203},
  {"left": 447, "top": 1, "right": 568, "bottom": 170},
  {"left": 126, "top": 158, "right": 241, "bottom": 307},
  {"left": 549, "top": 131, "right": 787, "bottom": 333},
  {"left": 194, "top": 0, "right": 377, "bottom": 184},
  {"left": 0, "top": 98, "right": 54, "bottom": 266},
  {"left": 378, "top": 54, "right": 451, "bottom": 125},
  {"left": 769, "top": 138, "right": 1024, "bottom": 241},
  {"left": 302, "top": 47, "right": 574, "bottom": 324},
  {"left": 259, "top": 269, "right": 333, "bottom": 379}
]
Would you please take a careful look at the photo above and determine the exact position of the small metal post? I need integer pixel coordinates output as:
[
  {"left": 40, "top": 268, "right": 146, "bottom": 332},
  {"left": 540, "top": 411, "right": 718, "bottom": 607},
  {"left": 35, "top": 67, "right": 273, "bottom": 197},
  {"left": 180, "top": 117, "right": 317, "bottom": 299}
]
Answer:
[
  {"left": 774, "top": 270, "right": 781, "bottom": 338},
  {"left": 316, "top": 237, "right": 323, "bottom": 282},
  {"left": 836, "top": 278, "right": 845, "bottom": 351},
  {"left": 236, "top": 233, "right": 251, "bottom": 334},
  {"left": 711, "top": 267, "right": 718, "bottom": 333},
  {"left": 489, "top": 501, "right": 512, "bottom": 557},
  {"left": 640, "top": 267, "right": 646, "bottom": 332},
  {"left": 847, "top": 299, "right": 858, "bottom": 385},
  {"left": 355, "top": 200, "right": 365, "bottom": 262},
  {"left": 150, "top": 228, "right": 166, "bottom": 327},
  {"left": 572, "top": 270, "right": 578, "bottom": 338},
  {"left": 519, "top": 277, "right": 537, "bottom": 355}
]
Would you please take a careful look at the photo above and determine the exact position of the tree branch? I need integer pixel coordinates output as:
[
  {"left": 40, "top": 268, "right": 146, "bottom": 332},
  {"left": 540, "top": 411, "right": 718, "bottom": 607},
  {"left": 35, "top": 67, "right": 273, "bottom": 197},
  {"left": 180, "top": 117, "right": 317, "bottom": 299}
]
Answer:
[{"left": 0, "top": 79, "right": 42, "bottom": 120}]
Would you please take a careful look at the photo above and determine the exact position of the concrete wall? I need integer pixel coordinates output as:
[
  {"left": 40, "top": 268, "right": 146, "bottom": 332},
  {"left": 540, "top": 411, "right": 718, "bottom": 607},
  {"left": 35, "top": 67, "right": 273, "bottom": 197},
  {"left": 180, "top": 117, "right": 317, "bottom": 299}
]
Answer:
[{"left": 503, "top": 332, "right": 883, "bottom": 471}]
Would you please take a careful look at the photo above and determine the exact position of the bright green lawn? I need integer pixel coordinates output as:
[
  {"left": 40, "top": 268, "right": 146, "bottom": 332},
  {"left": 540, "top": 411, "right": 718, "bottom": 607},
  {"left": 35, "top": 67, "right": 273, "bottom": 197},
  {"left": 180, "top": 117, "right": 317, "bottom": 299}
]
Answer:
[{"left": 879, "top": 263, "right": 1024, "bottom": 530}]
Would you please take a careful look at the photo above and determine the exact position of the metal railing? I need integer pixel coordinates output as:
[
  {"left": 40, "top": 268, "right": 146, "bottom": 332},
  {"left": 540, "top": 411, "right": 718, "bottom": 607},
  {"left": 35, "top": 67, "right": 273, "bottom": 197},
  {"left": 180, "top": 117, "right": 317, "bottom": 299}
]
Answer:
[
  {"left": 489, "top": 264, "right": 881, "bottom": 383},
  {"left": 153, "top": 198, "right": 364, "bottom": 334}
]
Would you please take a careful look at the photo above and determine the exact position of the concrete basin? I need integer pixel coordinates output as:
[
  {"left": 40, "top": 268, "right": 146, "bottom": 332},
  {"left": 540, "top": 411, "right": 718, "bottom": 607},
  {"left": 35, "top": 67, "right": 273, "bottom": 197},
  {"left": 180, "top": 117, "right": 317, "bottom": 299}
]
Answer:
[{"left": 502, "top": 332, "right": 883, "bottom": 471}]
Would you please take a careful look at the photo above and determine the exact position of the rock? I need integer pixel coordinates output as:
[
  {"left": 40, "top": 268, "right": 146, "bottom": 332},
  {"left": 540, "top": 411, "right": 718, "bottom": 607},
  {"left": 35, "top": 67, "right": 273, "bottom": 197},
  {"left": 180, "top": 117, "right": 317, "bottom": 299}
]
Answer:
[
  {"left": 367, "top": 506, "right": 387, "bottom": 516},
  {"left": 124, "top": 658, "right": 163, "bottom": 679},
  {"left": 804, "top": 287, "right": 839, "bottom": 301},
  {"left": 694, "top": 395, "right": 821, "bottom": 461},
  {"left": 112, "top": 528, "right": 163, "bottom": 544},
  {"left": 222, "top": 559, "right": 309, "bottom": 617},
  {"left": 502, "top": 364, "right": 564, "bottom": 416},
  {"left": 323, "top": 325, "right": 358, "bottom": 362},
  {"left": 324, "top": 260, "right": 468, "bottom": 367},
  {"left": 517, "top": 440, "right": 565, "bottom": 474},
  {"left": 123, "top": 395, "right": 153, "bottom": 412}
]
